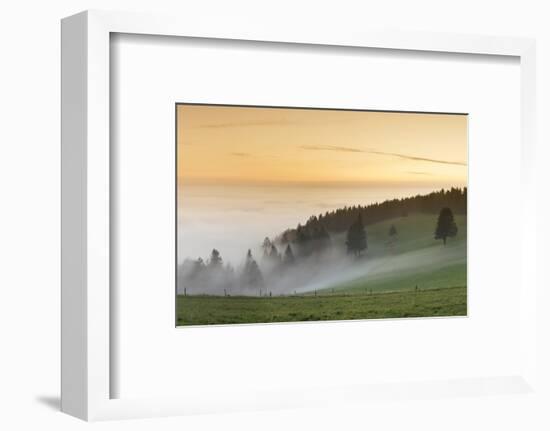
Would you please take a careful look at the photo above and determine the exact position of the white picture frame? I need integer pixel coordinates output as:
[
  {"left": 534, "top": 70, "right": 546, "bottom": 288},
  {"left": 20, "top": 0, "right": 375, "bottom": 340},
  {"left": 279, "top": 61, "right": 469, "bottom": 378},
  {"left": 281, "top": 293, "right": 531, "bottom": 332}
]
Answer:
[{"left": 61, "top": 9, "right": 538, "bottom": 421}]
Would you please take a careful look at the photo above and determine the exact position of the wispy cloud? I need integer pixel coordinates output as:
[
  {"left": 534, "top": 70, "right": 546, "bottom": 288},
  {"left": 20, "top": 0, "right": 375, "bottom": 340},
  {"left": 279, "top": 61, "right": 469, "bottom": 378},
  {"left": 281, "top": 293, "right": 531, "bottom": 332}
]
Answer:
[
  {"left": 406, "top": 171, "right": 433, "bottom": 176},
  {"left": 230, "top": 152, "right": 251, "bottom": 157},
  {"left": 300, "top": 145, "right": 466, "bottom": 166},
  {"left": 195, "top": 120, "right": 294, "bottom": 129},
  {"left": 368, "top": 150, "right": 466, "bottom": 166},
  {"left": 300, "top": 145, "right": 364, "bottom": 153}
]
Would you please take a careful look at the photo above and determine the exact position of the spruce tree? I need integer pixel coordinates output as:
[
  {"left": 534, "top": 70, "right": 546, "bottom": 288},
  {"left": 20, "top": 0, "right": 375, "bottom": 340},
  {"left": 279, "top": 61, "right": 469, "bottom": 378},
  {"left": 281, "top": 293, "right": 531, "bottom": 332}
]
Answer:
[
  {"left": 283, "top": 244, "right": 295, "bottom": 265},
  {"left": 262, "top": 237, "right": 272, "bottom": 258},
  {"left": 434, "top": 207, "right": 458, "bottom": 245},
  {"left": 346, "top": 214, "right": 367, "bottom": 256},
  {"left": 193, "top": 257, "right": 205, "bottom": 276},
  {"left": 242, "top": 249, "right": 264, "bottom": 289},
  {"left": 208, "top": 248, "right": 223, "bottom": 268},
  {"left": 295, "top": 224, "right": 312, "bottom": 256},
  {"left": 269, "top": 244, "right": 281, "bottom": 264},
  {"left": 312, "top": 224, "right": 331, "bottom": 253}
]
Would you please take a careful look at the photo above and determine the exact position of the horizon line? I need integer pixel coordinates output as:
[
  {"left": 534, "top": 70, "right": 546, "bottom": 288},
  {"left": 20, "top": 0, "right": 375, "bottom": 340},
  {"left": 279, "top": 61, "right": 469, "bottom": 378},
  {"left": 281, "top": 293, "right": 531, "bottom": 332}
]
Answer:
[{"left": 177, "top": 177, "right": 468, "bottom": 189}]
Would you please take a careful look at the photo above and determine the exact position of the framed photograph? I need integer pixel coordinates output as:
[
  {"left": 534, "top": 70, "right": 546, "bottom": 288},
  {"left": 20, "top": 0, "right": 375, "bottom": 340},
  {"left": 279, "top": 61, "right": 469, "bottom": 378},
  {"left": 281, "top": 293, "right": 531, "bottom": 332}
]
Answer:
[
  {"left": 175, "top": 103, "right": 468, "bottom": 326},
  {"left": 61, "top": 10, "right": 539, "bottom": 421}
]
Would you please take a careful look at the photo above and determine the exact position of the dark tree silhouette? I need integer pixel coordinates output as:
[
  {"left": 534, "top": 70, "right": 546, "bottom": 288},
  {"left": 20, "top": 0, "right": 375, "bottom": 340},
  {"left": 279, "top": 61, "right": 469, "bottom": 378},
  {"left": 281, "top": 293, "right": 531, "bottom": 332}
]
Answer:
[
  {"left": 190, "top": 257, "right": 205, "bottom": 278},
  {"left": 346, "top": 214, "right": 367, "bottom": 256},
  {"left": 241, "top": 249, "right": 264, "bottom": 289},
  {"left": 434, "top": 207, "right": 458, "bottom": 245},
  {"left": 311, "top": 224, "right": 331, "bottom": 253},
  {"left": 262, "top": 237, "right": 272, "bottom": 258},
  {"left": 387, "top": 223, "right": 398, "bottom": 252},
  {"left": 295, "top": 223, "right": 313, "bottom": 256},
  {"left": 208, "top": 249, "right": 223, "bottom": 268},
  {"left": 283, "top": 244, "right": 295, "bottom": 265},
  {"left": 268, "top": 244, "right": 281, "bottom": 265}
]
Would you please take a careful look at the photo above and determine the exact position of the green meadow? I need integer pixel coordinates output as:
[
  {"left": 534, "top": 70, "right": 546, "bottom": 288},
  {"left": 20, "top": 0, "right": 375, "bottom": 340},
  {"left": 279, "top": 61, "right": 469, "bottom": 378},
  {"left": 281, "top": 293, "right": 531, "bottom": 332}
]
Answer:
[
  {"left": 177, "top": 287, "right": 466, "bottom": 325},
  {"left": 177, "top": 213, "right": 467, "bottom": 326}
]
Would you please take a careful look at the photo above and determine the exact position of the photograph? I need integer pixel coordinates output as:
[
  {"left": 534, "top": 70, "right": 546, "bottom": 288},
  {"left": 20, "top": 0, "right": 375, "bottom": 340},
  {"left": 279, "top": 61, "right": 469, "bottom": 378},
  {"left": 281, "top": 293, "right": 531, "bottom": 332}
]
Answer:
[{"left": 176, "top": 104, "right": 467, "bottom": 326}]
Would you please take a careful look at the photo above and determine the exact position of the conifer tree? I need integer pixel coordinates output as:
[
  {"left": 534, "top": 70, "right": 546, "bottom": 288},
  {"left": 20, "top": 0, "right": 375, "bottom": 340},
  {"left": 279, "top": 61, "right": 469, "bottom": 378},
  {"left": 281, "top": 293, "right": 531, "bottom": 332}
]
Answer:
[
  {"left": 434, "top": 207, "right": 458, "bottom": 245},
  {"left": 269, "top": 244, "right": 281, "bottom": 264},
  {"left": 295, "top": 224, "right": 312, "bottom": 256},
  {"left": 193, "top": 257, "right": 205, "bottom": 276},
  {"left": 346, "top": 214, "right": 367, "bottom": 256},
  {"left": 262, "top": 237, "right": 272, "bottom": 258},
  {"left": 283, "top": 244, "right": 295, "bottom": 265},
  {"left": 208, "top": 248, "right": 223, "bottom": 268},
  {"left": 241, "top": 249, "right": 264, "bottom": 289}
]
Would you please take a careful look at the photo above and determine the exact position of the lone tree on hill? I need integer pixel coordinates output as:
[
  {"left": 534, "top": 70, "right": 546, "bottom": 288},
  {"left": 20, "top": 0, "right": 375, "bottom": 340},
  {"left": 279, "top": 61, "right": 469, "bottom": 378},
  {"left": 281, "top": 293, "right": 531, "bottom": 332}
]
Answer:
[
  {"left": 388, "top": 224, "right": 398, "bottom": 251},
  {"left": 346, "top": 214, "right": 367, "bottom": 256},
  {"left": 435, "top": 207, "right": 458, "bottom": 245}
]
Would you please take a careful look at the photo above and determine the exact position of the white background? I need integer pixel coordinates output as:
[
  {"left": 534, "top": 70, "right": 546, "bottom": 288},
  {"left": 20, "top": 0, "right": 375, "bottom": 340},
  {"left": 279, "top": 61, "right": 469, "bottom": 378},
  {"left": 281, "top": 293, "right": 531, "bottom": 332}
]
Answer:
[
  {"left": 1, "top": 1, "right": 550, "bottom": 430},
  {"left": 112, "top": 34, "right": 522, "bottom": 399}
]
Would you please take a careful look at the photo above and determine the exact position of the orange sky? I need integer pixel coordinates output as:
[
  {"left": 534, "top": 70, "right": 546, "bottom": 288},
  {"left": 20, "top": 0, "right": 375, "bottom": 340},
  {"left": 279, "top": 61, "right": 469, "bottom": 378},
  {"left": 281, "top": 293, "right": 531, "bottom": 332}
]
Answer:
[{"left": 177, "top": 104, "right": 467, "bottom": 187}]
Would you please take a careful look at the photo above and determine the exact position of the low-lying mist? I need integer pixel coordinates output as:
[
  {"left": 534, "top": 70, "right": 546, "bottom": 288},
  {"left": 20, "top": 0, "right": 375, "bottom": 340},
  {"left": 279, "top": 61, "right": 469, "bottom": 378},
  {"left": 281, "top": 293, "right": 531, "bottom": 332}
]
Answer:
[
  {"left": 176, "top": 238, "right": 464, "bottom": 297},
  {"left": 176, "top": 184, "right": 467, "bottom": 296},
  {"left": 177, "top": 183, "right": 436, "bottom": 267}
]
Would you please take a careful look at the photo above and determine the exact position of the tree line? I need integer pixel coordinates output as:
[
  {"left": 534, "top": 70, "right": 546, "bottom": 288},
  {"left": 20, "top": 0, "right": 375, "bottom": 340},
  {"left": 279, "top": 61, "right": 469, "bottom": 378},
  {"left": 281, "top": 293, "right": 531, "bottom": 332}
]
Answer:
[
  {"left": 178, "top": 244, "right": 298, "bottom": 296},
  {"left": 277, "top": 187, "right": 466, "bottom": 243}
]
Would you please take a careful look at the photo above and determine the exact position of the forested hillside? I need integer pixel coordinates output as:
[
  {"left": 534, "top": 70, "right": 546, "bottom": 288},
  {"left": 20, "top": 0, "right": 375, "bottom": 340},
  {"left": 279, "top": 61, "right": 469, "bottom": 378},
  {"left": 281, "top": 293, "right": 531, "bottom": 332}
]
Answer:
[{"left": 278, "top": 187, "right": 466, "bottom": 243}]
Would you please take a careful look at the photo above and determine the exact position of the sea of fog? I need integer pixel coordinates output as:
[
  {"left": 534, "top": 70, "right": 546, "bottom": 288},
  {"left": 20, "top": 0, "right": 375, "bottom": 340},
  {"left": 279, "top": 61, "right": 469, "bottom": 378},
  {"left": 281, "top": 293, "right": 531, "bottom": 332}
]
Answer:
[{"left": 177, "top": 183, "right": 436, "bottom": 267}]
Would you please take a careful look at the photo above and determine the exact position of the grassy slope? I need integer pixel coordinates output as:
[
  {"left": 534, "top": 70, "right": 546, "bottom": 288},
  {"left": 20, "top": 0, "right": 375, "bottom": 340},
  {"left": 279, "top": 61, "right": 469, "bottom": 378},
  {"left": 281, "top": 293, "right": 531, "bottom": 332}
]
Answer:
[
  {"left": 364, "top": 213, "right": 467, "bottom": 258},
  {"left": 177, "top": 287, "right": 466, "bottom": 326},
  {"left": 325, "top": 213, "right": 466, "bottom": 294}
]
